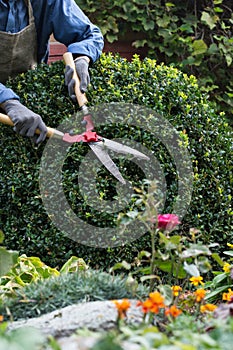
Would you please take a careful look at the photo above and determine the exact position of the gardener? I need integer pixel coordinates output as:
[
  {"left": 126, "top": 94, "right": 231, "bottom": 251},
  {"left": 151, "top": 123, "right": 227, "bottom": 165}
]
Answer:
[{"left": 0, "top": 0, "right": 104, "bottom": 143}]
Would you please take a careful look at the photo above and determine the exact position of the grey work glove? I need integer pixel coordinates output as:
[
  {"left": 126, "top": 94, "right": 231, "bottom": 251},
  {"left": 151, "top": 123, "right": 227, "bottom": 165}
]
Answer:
[
  {"left": 65, "top": 56, "right": 90, "bottom": 101},
  {"left": 2, "top": 99, "right": 47, "bottom": 144}
]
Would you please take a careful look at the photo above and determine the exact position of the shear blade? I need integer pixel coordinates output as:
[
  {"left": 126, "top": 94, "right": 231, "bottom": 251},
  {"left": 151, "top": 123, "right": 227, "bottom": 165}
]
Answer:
[
  {"left": 101, "top": 138, "right": 149, "bottom": 160},
  {"left": 89, "top": 143, "right": 126, "bottom": 184}
]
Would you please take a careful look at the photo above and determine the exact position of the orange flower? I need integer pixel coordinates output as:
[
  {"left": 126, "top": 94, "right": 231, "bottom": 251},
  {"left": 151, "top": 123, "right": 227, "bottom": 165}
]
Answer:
[
  {"left": 172, "top": 285, "right": 182, "bottom": 297},
  {"left": 165, "top": 305, "right": 182, "bottom": 318},
  {"left": 0, "top": 315, "right": 3, "bottom": 323},
  {"left": 190, "top": 276, "right": 204, "bottom": 286},
  {"left": 149, "top": 291, "right": 165, "bottom": 307},
  {"left": 222, "top": 288, "right": 233, "bottom": 302},
  {"left": 112, "top": 299, "right": 131, "bottom": 319},
  {"left": 200, "top": 303, "right": 217, "bottom": 313},
  {"left": 137, "top": 291, "right": 165, "bottom": 314},
  {"left": 194, "top": 289, "right": 206, "bottom": 302}
]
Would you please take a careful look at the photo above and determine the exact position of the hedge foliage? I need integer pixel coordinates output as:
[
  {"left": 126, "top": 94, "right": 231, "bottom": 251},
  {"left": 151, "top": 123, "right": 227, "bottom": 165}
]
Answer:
[
  {"left": 77, "top": 0, "right": 233, "bottom": 122},
  {"left": 0, "top": 53, "right": 232, "bottom": 268}
]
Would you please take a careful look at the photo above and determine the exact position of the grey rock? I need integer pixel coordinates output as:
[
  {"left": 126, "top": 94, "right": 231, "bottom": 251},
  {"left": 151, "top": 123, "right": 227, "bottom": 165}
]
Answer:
[{"left": 8, "top": 300, "right": 143, "bottom": 339}]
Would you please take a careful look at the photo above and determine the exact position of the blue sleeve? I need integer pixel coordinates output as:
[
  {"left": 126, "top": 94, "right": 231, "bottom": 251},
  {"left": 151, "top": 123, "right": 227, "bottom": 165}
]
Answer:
[
  {"left": 0, "top": 84, "right": 19, "bottom": 104},
  {"left": 51, "top": 0, "right": 104, "bottom": 62}
]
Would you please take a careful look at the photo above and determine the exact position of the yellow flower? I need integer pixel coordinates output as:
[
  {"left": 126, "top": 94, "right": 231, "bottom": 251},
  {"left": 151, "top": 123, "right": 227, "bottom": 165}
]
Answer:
[
  {"left": 222, "top": 288, "right": 233, "bottom": 302},
  {"left": 223, "top": 262, "right": 231, "bottom": 273},
  {"left": 227, "top": 243, "right": 233, "bottom": 248},
  {"left": 194, "top": 289, "right": 206, "bottom": 302},
  {"left": 200, "top": 304, "right": 217, "bottom": 313},
  {"left": 190, "top": 276, "right": 204, "bottom": 286},
  {"left": 172, "top": 285, "right": 182, "bottom": 297}
]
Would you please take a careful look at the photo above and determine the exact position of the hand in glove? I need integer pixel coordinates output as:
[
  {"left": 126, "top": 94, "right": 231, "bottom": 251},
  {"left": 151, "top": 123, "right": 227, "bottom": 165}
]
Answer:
[
  {"left": 2, "top": 99, "right": 47, "bottom": 144},
  {"left": 65, "top": 56, "right": 90, "bottom": 101}
]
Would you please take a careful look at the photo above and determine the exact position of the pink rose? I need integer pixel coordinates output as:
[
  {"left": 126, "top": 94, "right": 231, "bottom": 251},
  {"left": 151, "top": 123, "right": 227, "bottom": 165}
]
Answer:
[{"left": 157, "top": 214, "right": 180, "bottom": 231}]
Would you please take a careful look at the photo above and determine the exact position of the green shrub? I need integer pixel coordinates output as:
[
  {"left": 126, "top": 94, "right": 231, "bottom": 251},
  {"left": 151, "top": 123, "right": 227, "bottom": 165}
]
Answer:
[
  {"left": 0, "top": 269, "right": 147, "bottom": 321},
  {"left": 0, "top": 54, "right": 232, "bottom": 268},
  {"left": 77, "top": 0, "right": 233, "bottom": 122}
]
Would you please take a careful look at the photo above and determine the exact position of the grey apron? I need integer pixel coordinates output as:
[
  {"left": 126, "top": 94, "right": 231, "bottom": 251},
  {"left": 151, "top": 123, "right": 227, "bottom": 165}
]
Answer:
[{"left": 0, "top": 0, "right": 37, "bottom": 83}]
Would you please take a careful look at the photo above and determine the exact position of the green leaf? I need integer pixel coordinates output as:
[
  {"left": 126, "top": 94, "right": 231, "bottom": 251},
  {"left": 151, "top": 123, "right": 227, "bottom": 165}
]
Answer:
[
  {"left": 192, "top": 40, "right": 208, "bottom": 56},
  {"left": 109, "top": 260, "right": 131, "bottom": 272},
  {"left": 60, "top": 256, "right": 88, "bottom": 273},
  {"left": 144, "top": 20, "right": 155, "bottom": 31},
  {"left": 0, "top": 230, "right": 4, "bottom": 244},
  {"left": 181, "top": 244, "right": 211, "bottom": 258},
  {"left": 0, "top": 247, "right": 18, "bottom": 276},
  {"left": 183, "top": 261, "right": 200, "bottom": 277},
  {"left": 211, "top": 253, "right": 224, "bottom": 267},
  {"left": 211, "top": 272, "right": 228, "bottom": 286},
  {"left": 225, "top": 54, "right": 232, "bottom": 67},
  {"left": 201, "top": 11, "right": 217, "bottom": 29},
  {"left": 205, "top": 285, "right": 232, "bottom": 302},
  {"left": 140, "top": 274, "right": 161, "bottom": 282},
  {"left": 158, "top": 284, "right": 173, "bottom": 305},
  {"left": 223, "top": 251, "right": 233, "bottom": 257},
  {"left": 137, "top": 250, "right": 151, "bottom": 259},
  {"left": 208, "top": 43, "right": 218, "bottom": 54}
]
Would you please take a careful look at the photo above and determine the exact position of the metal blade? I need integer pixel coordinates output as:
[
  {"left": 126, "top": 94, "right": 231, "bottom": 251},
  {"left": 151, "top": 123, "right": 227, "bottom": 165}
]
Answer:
[
  {"left": 100, "top": 138, "right": 150, "bottom": 160},
  {"left": 89, "top": 143, "right": 126, "bottom": 184}
]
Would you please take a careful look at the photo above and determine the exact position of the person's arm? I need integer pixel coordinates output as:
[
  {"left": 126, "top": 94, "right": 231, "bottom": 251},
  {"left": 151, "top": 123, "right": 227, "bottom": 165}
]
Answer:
[
  {"left": 0, "top": 83, "right": 20, "bottom": 104},
  {"left": 48, "top": 0, "right": 104, "bottom": 98},
  {"left": 51, "top": 0, "right": 104, "bottom": 63}
]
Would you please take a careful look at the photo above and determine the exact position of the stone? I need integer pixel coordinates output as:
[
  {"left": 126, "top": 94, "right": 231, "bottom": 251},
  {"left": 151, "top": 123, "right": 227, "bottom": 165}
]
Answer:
[{"left": 8, "top": 300, "right": 144, "bottom": 349}]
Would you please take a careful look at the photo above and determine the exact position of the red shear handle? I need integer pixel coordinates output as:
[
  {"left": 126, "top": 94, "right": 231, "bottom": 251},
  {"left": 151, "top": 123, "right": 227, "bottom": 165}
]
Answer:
[{"left": 63, "top": 52, "right": 88, "bottom": 108}]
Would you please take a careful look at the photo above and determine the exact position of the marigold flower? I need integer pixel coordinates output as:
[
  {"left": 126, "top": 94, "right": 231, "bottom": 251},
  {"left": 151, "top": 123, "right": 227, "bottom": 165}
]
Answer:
[
  {"left": 112, "top": 299, "right": 131, "bottom": 319},
  {"left": 172, "top": 285, "right": 182, "bottom": 297},
  {"left": 149, "top": 291, "right": 165, "bottom": 306},
  {"left": 194, "top": 289, "right": 206, "bottom": 302},
  {"left": 222, "top": 288, "right": 233, "bottom": 302},
  {"left": 0, "top": 315, "right": 3, "bottom": 323},
  {"left": 223, "top": 262, "right": 231, "bottom": 273},
  {"left": 190, "top": 276, "right": 204, "bottom": 286},
  {"left": 200, "top": 304, "right": 217, "bottom": 313},
  {"left": 165, "top": 305, "right": 182, "bottom": 318},
  {"left": 138, "top": 291, "right": 165, "bottom": 314}
]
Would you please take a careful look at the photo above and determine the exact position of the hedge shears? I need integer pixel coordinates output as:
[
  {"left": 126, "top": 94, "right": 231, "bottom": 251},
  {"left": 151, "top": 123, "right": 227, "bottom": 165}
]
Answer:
[{"left": 0, "top": 52, "right": 149, "bottom": 184}]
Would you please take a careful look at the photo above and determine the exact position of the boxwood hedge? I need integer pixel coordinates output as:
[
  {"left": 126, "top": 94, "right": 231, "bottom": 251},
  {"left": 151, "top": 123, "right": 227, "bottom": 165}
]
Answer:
[{"left": 0, "top": 53, "right": 232, "bottom": 268}]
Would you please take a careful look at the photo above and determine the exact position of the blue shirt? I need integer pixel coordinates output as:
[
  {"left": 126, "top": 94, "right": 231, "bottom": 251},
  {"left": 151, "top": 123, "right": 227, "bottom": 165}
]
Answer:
[{"left": 0, "top": 0, "right": 104, "bottom": 103}]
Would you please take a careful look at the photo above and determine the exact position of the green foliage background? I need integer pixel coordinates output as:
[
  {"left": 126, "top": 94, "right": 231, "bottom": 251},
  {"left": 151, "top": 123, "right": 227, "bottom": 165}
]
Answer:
[
  {"left": 76, "top": 0, "right": 233, "bottom": 122},
  {"left": 0, "top": 54, "right": 232, "bottom": 268}
]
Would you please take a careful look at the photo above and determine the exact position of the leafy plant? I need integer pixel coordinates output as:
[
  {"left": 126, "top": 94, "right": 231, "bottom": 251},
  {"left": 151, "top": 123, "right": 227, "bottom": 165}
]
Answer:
[
  {"left": 0, "top": 321, "right": 45, "bottom": 350},
  {"left": 0, "top": 269, "right": 147, "bottom": 321},
  {"left": 0, "top": 255, "right": 87, "bottom": 303},
  {"left": 115, "top": 180, "right": 220, "bottom": 291},
  {"left": 0, "top": 54, "right": 232, "bottom": 269},
  {"left": 76, "top": 0, "right": 233, "bottom": 122},
  {"left": 0, "top": 230, "right": 18, "bottom": 277}
]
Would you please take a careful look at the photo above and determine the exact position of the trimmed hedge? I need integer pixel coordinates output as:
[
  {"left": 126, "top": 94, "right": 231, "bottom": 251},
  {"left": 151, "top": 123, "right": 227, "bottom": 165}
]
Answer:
[{"left": 0, "top": 53, "right": 232, "bottom": 268}]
